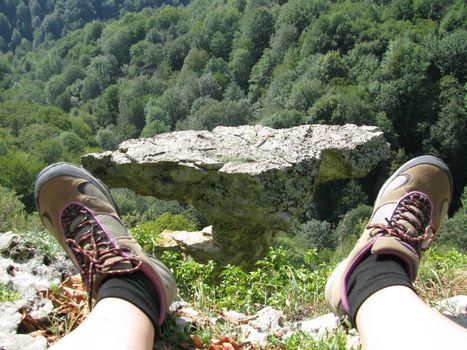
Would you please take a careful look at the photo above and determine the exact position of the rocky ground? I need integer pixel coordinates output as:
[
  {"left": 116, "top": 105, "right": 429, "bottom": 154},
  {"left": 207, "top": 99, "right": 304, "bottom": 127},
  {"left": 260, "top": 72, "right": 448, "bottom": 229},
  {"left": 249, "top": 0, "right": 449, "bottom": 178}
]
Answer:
[{"left": 0, "top": 231, "right": 466, "bottom": 350}]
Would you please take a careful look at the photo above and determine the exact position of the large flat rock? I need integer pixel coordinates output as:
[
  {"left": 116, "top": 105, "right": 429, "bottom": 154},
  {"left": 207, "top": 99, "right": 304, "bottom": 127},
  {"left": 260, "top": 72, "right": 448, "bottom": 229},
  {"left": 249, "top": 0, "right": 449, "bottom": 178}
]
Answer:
[{"left": 82, "top": 124, "right": 390, "bottom": 265}]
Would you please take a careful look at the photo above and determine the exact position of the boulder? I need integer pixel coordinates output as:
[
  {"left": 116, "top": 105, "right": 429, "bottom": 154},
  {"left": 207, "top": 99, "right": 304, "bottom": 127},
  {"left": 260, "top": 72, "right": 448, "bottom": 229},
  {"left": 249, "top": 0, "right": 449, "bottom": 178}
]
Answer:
[{"left": 82, "top": 124, "right": 390, "bottom": 265}]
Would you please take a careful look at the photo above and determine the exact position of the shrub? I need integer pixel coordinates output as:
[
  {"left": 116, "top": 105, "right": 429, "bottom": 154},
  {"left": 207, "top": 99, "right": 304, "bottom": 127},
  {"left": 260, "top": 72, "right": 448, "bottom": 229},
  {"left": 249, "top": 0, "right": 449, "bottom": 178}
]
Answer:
[
  {"left": 0, "top": 283, "right": 20, "bottom": 302},
  {"left": 291, "top": 219, "right": 335, "bottom": 249},
  {"left": 131, "top": 212, "right": 197, "bottom": 254},
  {"left": 0, "top": 186, "right": 25, "bottom": 232},
  {"left": 436, "top": 185, "right": 467, "bottom": 252},
  {"left": 334, "top": 204, "right": 373, "bottom": 260}
]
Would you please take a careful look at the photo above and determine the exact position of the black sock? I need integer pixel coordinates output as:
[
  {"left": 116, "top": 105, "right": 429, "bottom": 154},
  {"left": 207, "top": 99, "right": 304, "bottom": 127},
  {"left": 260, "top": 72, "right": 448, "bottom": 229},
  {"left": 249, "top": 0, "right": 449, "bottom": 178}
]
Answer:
[
  {"left": 96, "top": 271, "right": 160, "bottom": 334},
  {"left": 347, "top": 254, "right": 414, "bottom": 328}
]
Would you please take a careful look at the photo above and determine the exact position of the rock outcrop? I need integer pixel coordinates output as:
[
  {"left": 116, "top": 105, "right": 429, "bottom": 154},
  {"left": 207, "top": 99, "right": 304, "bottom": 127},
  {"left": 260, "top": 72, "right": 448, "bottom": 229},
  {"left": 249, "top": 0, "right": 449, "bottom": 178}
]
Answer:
[
  {"left": 82, "top": 124, "right": 390, "bottom": 265},
  {"left": 0, "top": 232, "right": 76, "bottom": 350}
]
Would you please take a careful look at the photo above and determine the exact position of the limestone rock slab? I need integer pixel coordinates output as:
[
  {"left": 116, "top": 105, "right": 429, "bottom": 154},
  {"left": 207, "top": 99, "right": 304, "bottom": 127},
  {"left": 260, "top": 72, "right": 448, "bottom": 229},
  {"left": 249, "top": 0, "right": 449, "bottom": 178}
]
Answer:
[{"left": 82, "top": 124, "right": 390, "bottom": 265}]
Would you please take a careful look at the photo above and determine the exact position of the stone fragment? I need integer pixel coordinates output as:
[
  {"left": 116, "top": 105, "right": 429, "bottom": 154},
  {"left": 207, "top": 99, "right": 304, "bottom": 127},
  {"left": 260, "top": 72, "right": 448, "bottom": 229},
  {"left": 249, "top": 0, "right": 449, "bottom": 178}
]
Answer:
[
  {"left": 0, "top": 302, "right": 22, "bottom": 337},
  {"left": 293, "top": 312, "right": 339, "bottom": 337},
  {"left": 174, "top": 316, "right": 192, "bottom": 331},
  {"left": 82, "top": 124, "right": 390, "bottom": 266},
  {"left": 434, "top": 295, "right": 467, "bottom": 316},
  {"left": 222, "top": 310, "right": 248, "bottom": 322},
  {"left": 240, "top": 324, "right": 268, "bottom": 346},
  {"left": 434, "top": 295, "right": 467, "bottom": 328},
  {"left": 178, "top": 307, "right": 199, "bottom": 318},
  {"left": 155, "top": 229, "right": 221, "bottom": 263},
  {"left": 249, "top": 306, "right": 285, "bottom": 332},
  {"left": 0, "top": 334, "right": 47, "bottom": 350}
]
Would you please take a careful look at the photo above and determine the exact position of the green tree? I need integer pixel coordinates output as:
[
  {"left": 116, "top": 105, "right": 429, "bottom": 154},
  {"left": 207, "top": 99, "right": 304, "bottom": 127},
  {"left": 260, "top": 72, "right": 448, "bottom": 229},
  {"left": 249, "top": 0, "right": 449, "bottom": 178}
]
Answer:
[
  {"left": 0, "top": 14, "right": 12, "bottom": 42},
  {"left": 301, "top": 12, "right": 357, "bottom": 56},
  {"left": 276, "top": 0, "right": 329, "bottom": 32},
  {"left": 81, "top": 55, "right": 118, "bottom": 100},
  {"left": 183, "top": 98, "right": 251, "bottom": 130},
  {"left": 240, "top": 7, "right": 274, "bottom": 60},
  {"left": 183, "top": 47, "right": 209, "bottom": 72},
  {"left": 229, "top": 48, "right": 254, "bottom": 90},
  {"left": 435, "top": 30, "right": 467, "bottom": 82},
  {"left": 0, "top": 152, "right": 44, "bottom": 211}
]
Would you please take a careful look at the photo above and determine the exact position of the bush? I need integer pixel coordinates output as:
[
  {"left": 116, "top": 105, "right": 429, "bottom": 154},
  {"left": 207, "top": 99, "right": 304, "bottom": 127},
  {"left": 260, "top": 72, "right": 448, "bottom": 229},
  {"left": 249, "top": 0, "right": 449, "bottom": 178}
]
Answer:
[
  {"left": 291, "top": 219, "right": 335, "bottom": 249},
  {"left": 131, "top": 212, "right": 197, "bottom": 254},
  {"left": 436, "top": 185, "right": 467, "bottom": 252},
  {"left": 0, "top": 283, "right": 20, "bottom": 302},
  {"left": 0, "top": 186, "right": 25, "bottom": 232},
  {"left": 334, "top": 204, "right": 373, "bottom": 260}
]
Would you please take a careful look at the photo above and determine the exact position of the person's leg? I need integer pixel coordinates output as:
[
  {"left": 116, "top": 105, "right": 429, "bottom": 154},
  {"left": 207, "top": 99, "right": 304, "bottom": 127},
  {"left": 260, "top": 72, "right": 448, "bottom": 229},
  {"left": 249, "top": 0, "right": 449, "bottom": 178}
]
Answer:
[
  {"left": 34, "top": 163, "right": 178, "bottom": 349},
  {"left": 49, "top": 298, "right": 154, "bottom": 350},
  {"left": 356, "top": 286, "right": 467, "bottom": 350},
  {"left": 325, "top": 155, "right": 466, "bottom": 348}
]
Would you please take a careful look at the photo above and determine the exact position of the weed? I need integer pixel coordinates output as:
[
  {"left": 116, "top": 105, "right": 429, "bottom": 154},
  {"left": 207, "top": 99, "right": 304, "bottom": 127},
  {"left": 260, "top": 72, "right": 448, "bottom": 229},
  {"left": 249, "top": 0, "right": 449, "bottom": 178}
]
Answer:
[
  {"left": 0, "top": 283, "right": 20, "bottom": 302},
  {"left": 267, "top": 329, "right": 359, "bottom": 350},
  {"left": 18, "top": 228, "right": 62, "bottom": 258},
  {"left": 416, "top": 247, "right": 467, "bottom": 302},
  {"left": 160, "top": 247, "right": 332, "bottom": 320}
]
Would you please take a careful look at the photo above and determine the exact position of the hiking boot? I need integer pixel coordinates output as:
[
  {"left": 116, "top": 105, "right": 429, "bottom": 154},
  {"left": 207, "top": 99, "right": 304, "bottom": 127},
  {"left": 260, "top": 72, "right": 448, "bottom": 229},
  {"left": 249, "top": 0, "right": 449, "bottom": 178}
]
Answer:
[
  {"left": 34, "top": 162, "right": 177, "bottom": 325},
  {"left": 325, "top": 155, "right": 453, "bottom": 320}
]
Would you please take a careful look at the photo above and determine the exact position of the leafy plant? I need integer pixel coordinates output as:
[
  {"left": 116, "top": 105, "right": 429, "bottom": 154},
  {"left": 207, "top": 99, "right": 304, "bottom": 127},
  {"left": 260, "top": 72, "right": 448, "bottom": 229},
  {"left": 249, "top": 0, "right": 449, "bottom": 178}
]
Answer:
[
  {"left": 131, "top": 212, "right": 197, "bottom": 254},
  {"left": 0, "top": 185, "right": 25, "bottom": 232},
  {"left": 161, "top": 247, "right": 333, "bottom": 320},
  {"left": 0, "top": 283, "right": 20, "bottom": 302}
]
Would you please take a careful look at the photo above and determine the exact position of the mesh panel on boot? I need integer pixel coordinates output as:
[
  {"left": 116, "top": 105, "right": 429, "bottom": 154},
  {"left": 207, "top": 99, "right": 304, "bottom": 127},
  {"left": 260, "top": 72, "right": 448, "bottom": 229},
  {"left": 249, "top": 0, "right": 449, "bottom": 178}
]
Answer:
[
  {"left": 79, "top": 182, "right": 109, "bottom": 202},
  {"left": 96, "top": 215, "right": 131, "bottom": 239}
]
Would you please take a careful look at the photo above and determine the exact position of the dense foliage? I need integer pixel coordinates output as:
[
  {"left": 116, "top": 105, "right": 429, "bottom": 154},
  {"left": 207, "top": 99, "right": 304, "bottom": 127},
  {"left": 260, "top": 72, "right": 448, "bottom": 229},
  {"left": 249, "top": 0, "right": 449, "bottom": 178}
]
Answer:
[
  {"left": 0, "top": 0, "right": 465, "bottom": 254},
  {"left": 0, "top": 0, "right": 189, "bottom": 52}
]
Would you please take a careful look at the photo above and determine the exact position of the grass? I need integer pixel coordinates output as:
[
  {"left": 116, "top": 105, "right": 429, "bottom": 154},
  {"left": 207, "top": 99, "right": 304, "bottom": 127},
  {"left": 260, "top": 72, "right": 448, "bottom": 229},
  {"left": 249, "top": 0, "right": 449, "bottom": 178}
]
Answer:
[
  {"left": 160, "top": 247, "right": 333, "bottom": 320},
  {"left": 0, "top": 282, "right": 20, "bottom": 302},
  {"left": 416, "top": 246, "right": 467, "bottom": 302},
  {"left": 268, "top": 330, "right": 359, "bottom": 350},
  {"left": 10, "top": 218, "right": 466, "bottom": 349},
  {"left": 18, "top": 228, "right": 62, "bottom": 258}
]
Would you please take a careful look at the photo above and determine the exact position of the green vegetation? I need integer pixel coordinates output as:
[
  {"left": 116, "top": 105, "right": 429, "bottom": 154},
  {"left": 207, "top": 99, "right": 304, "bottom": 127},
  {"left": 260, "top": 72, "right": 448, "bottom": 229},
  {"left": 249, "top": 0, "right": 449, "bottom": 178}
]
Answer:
[
  {"left": 0, "top": 0, "right": 465, "bottom": 222},
  {"left": 0, "top": 282, "right": 20, "bottom": 302},
  {"left": 0, "top": 1, "right": 466, "bottom": 347},
  {"left": 131, "top": 212, "right": 197, "bottom": 253}
]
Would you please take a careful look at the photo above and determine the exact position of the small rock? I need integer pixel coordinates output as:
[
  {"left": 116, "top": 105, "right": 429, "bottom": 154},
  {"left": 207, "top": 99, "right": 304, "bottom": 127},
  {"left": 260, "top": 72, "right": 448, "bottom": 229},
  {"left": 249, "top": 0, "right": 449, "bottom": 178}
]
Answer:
[
  {"left": 0, "top": 334, "right": 47, "bottom": 350},
  {"left": 0, "top": 232, "right": 18, "bottom": 253},
  {"left": 222, "top": 310, "right": 248, "bottom": 322},
  {"left": 178, "top": 307, "right": 199, "bottom": 318},
  {"left": 293, "top": 313, "right": 339, "bottom": 337},
  {"left": 434, "top": 295, "right": 467, "bottom": 316},
  {"left": 174, "top": 316, "right": 192, "bottom": 330},
  {"left": 249, "top": 306, "right": 284, "bottom": 332},
  {"left": 240, "top": 324, "right": 268, "bottom": 346},
  {"left": 27, "top": 297, "right": 54, "bottom": 321},
  {"left": 0, "top": 302, "right": 22, "bottom": 337},
  {"left": 170, "top": 299, "right": 188, "bottom": 312}
]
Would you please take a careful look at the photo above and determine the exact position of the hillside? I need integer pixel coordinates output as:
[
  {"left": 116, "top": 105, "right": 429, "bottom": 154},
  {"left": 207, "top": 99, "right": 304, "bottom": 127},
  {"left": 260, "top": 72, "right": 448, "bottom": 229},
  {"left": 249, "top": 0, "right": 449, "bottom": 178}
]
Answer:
[
  {"left": 0, "top": 2, "right": 466, "bottom": 348},
  {"left": 0, "top": 0, "right": 190, "bottom": 52}
]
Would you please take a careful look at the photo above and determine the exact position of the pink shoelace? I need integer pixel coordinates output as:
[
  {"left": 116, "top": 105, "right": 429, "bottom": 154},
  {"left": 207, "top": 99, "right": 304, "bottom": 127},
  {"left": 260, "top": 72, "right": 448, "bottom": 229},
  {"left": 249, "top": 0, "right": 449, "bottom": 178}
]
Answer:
[
  {"left": 366, "top": 192, "right": 435, "bottom": 254},
  {"left": 61, "top": 203, "right": 142, "bottom": 309}
]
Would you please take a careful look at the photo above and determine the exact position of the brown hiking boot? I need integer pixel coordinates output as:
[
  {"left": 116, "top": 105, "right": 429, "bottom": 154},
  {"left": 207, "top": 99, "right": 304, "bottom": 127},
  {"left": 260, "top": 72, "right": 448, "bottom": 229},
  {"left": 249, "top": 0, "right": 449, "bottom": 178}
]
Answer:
[
  {"left": 325, "top": 155, "right": 453, "bottom": 321},
  {"left": 34, "top": 162, "right": 177, "bottom": 325}
]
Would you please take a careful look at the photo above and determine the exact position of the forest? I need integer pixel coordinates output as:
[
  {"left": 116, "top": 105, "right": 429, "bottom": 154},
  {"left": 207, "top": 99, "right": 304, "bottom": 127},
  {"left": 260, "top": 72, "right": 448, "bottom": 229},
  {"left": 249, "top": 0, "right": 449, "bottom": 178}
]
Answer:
[{"left": 0, "top": 0, "right": 466, "bottom": 253}]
